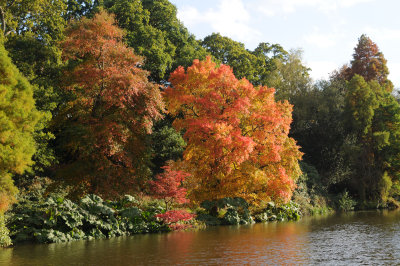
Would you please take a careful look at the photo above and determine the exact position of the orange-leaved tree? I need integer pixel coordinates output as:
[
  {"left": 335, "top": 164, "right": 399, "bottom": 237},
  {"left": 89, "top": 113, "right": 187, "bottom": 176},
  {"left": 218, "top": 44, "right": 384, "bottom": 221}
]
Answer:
[
  {"left": 164, "top": 57, "right": 302, "bottom": 204},
  {"left": 55, "top": 10, "right": 164, "bottom": 197}
]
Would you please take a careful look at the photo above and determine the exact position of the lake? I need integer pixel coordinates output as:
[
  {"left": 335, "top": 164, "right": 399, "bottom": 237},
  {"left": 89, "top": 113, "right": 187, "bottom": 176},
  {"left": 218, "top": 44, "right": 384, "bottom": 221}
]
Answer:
[{"left": 1, "top": 210, "right": 400, "bottom": 265}]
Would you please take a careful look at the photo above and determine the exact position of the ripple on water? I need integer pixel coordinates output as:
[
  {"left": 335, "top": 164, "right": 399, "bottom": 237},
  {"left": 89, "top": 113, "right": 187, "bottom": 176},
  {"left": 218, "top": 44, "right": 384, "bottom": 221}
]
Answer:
[{"left": 2, "top": 210, "right": 400, "bottom": 265}]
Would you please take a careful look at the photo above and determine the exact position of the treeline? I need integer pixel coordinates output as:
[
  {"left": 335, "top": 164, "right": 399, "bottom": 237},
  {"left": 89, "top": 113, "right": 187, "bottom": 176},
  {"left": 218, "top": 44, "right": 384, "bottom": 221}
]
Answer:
[{"left": 1, "top": 0, "right": 400, "bottom": 246}]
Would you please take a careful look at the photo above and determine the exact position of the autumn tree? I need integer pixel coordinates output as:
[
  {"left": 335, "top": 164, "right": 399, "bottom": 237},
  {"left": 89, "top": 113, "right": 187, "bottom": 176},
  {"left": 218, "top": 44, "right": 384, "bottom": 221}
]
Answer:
[
  {"left": 55, "top": 10, "right": 164, "bottom": 197},
  {"left": 103, "top": 0, "right": 206, "bottom": 174},
  {"left": 149, "top": 165, "right": 190, "bottom": 211},
  {"left": 341, "top": 34, "right": 392, "bottom": 91},
  {"left": 0, "top": 37, "right": 42, "bottom": 212},
  {"left": 164, "top": 57, "right": 302, "bottom": 204},
  {"left": 155, "top": 210, "right": 194, "bottom": 230}
]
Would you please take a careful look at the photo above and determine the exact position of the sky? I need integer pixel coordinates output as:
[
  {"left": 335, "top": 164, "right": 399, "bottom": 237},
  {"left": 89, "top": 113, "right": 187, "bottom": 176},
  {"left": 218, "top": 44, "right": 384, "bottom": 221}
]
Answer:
[{"left": 169, "top": 0, "right": 400, "bottom": 88}]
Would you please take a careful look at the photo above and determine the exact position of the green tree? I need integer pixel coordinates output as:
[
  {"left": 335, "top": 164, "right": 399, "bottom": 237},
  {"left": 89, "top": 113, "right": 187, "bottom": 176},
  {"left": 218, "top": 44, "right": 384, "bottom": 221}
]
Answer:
[
  {"left": 343, "top": 75, "right": 378, "bottom": 200},
  {"left": 201, "top": 33, "right": 288, "bottom": 87},
  {"left": 0, "top": 0, "right": 66, "bottom": 43},
  {"left": 104, "top": 0, "right": 206, "bottom": 83},
  {"left": 267, "top": 49, "right": 312, "bottom": 101},
  {"left": 0, "top": 37, "right": 42, "bottom": 212},
  {"left": 343, "top": 75, "right": 400, "bottom": 203},
  {"left": 1, "top": 0, "right": 68, "bottom": 176},
  {"left": 150, "top": 118, "right": 185, "bottom": 175},
  {"left": 337, "top": 36, "right": 400, "bottom": 203},
  {"left": 291, "top": 80, "right": 346, "bottom": 178},
  {"left": 202, "top": 33, "right": 259, "bottom": 83},
  {"left": 65, "top": 0, "right": 98, "bottom": 20}
]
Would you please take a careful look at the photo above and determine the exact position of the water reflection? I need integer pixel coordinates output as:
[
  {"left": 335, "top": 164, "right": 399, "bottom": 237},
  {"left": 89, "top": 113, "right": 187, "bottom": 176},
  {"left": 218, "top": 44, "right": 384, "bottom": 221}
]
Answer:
[{"left": 2, "top": 210, "right": 400, "bottom": 265}]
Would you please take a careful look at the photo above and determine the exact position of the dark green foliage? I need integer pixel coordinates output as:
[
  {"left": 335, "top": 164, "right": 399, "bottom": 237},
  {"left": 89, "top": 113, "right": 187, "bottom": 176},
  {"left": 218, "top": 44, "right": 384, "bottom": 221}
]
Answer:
[
  {"left": 150, "top": 120, "right": 185, "bottom": 174},
  {"left": 201, "top": 33, "right": 289, "bottom": 87},
  {"left": 103, "top": 0, "right": 207, "bottom": 83},
  {"left": 5, "top": 35, "right": 59, "bottom": 175},
  {"left": 336, "top": 190, "right": 357, "bottom": 212},
  {"left": 290, "top": 78, "right": 347, "bottom": 184},
  {"left": 292, "top": 162, "right": 331, "bottom": 215},
  {"left": 198, "top": 198, "right": 253, "bottom": 225},
  {"left": 65, "top": 0, "right": 98, "bottom": 20},
  {"left": 197, "top": 198, "right": 253, "bottom": 225},
  {"left": 197, "top": 198, "right": 301, "bottom": 226},
  {"left": 7, "top": 193, "right": 169, "bottom": 244}
]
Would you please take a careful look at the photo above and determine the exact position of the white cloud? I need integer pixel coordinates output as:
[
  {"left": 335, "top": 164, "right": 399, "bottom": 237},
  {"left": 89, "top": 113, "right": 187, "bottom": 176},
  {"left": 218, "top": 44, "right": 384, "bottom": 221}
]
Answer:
[
  {"left": 252, "top": 0, "right": 374, "bottom": 16},
  {"left": 304, "top": 32, "right": 338, "bottom": 48},
  {"left": 303, "top": 26, "right": 346, "bottom": 49},
  {"left": 388, "top": 62, "right": 400, "bottom": 89},
  {"left": 177, "top": 0, "right": 261, "bottom": 41},
  {"left": 364, "top": 27, "right": 400, "bottom": 41},
  {"left": 177, "top": 6, "right": 201, "bottom": 28},
  {"left": 307, "top": 60, "right": 338, "bottom": 80}
]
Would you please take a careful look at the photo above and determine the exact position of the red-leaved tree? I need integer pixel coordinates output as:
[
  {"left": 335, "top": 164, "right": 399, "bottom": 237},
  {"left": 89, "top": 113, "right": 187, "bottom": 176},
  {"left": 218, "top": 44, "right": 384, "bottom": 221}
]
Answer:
[
  {"left": 149, "top": 165, "right": 190, "bottom": 211},
  {"left": 56, "top": 10, "right": 164, "bottom": 197},
  {"left": 164, "top": 57, "right": 302, "bottom": 204}
]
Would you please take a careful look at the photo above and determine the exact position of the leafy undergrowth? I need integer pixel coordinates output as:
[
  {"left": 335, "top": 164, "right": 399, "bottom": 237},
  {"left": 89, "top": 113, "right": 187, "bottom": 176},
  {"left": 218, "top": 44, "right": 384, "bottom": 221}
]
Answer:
[
  {"left": 0, "top": 214, "right": 12, "bottom": 247},
  {"left": 6, "top": 191, "right": 304, "bottom": 246},
  {"left": 6, "top": 194, "right": 174, "bottom": 244},
  {"left": 251, "top": 201, "right": 301, "bottom": 222},
  {"left": 196, "top": 197, "right": 301, "bottom": 226}
]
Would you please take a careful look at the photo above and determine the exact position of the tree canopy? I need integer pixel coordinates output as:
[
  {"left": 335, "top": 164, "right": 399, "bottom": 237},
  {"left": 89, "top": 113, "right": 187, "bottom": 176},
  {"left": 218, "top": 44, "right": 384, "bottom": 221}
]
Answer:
[
  {"left": 165, "top": 57, "right": 302, "bottom": 204},
  {"left": 55, "top": 10, "right": 164, "bottom": 197},
  {"left": 0, "top": 37, "right": 42, "bottom": 212}
]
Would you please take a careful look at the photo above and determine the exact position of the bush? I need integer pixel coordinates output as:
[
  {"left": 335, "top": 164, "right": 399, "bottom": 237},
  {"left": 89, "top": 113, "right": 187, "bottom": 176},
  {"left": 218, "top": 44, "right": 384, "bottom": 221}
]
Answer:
[
  {"left": 198, "top": 197, "right": 254, "bottom": 225},
  {"left": 252, "top": 201, "right": 301, "bottom": 222},
  {"left": 7, "top": 193, "right": 169, "bottom": 244},
  {"left": 0, "top": 214, "right": 12, "bottom": 247},
  {"left": 337, "top": 190, "right": 356, "bottom": 211},
  {"left": 292, "top": 162, "right": 331, "bottom": 215}
]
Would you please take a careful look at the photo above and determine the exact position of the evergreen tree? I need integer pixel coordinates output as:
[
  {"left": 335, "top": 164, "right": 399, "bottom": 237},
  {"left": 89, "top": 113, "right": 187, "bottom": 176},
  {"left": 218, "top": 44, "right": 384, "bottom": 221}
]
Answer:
[
  {"left": 0, "top": 37, "right": 41, "bottom": 212},
  {"left": 341, "top": 34, "right": 392, "bottom": 91}
]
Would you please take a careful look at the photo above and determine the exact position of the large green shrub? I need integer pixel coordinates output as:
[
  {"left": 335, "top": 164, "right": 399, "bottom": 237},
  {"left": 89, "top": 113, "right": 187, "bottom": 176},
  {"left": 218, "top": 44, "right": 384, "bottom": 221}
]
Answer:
[
  {"left": 7, "top": 194, "right": 169, "bottom": 244},
  {"left": 252, "top": 201, "right": 301, "bottom": 222},
  {"left": 0, "top": 214, "right": 11, "bottom": 247},
  {"left": 197, "top": 198, "right": 301, "bottom": 226}
]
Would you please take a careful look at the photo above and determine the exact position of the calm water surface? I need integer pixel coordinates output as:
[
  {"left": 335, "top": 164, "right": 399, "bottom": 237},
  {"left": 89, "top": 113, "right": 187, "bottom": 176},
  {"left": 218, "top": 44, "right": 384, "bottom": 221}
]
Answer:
[{"left": 1, "top": 210, "right": 400, "bottom": 265}]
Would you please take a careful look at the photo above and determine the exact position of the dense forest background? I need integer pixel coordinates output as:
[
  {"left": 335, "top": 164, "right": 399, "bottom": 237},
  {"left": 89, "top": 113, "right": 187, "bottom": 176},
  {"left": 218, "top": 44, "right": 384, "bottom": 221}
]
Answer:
[{"left": 1, "top": 0, "right": 400, "bottom": 246}]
